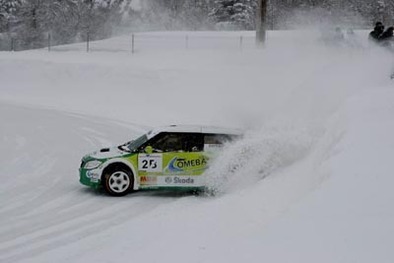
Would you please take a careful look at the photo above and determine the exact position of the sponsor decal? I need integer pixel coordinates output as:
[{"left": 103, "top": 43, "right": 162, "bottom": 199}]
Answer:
[
  {"left": 164, "top": 176, "right": 195, "bottom": 185},
  {"left": 174, "top": 177, "right": 194, "bottom": 184},
  {"left": 138, "top": 154, "right": 163, "bottom": 172},
  {"left": 165, "top": 177, "right": 173, "bottom": 184},
  {"left": 140, "top": 176, "right": 157, "bottom": 184},
  {"left": 166, "top": 157, "right": 207, "bottom": 173}
]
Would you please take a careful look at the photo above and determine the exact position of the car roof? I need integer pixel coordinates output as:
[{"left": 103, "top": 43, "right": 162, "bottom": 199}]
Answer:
[{"left": 146, "top": 125, "right": 243, "bottom": 139}]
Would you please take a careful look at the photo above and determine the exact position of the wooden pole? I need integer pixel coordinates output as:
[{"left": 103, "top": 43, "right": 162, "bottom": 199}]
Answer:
[
  {"left": 87, "top": 32, "right": 90, "bottom": 52},
  {"left": 48, "top": 33, "right": 51, "bottom": 52},
  {"left": 131, "top": 33, "right": 135, "bottom": 54},
  {"left": 256, "top": 0, "right": 267, "bottom": 46}
]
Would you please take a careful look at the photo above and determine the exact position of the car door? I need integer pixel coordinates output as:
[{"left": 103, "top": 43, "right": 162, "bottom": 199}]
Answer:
[{"left": 138, "top": 132, "right": 206, "bottom": 188}]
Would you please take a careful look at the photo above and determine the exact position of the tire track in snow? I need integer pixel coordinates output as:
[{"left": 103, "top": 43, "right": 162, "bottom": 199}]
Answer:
[
  {"left": 0, "top": 103, "right": 182, "bottom": 263},
  {"left": 0, "top": 194, "right": 178, "bottom": 263}
]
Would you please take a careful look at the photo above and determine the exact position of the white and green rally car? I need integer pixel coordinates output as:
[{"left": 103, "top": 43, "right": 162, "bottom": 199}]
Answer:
[{"left": 79, "top": 125, "right": 241, "bottom": 196}]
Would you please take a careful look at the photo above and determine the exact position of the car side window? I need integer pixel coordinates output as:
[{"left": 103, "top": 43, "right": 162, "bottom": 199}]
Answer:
[
  {"left": 152, "top": 133, "right": 182, "bottom": 152},
  {"left": 145, "top": 133, "right": 203, "bottom": 153},
  {"left": 203, "top": 134, "right": 234, "bottom": 152},
  {"left": 182, "top": 133, "right": 203, "bottom": 152},
  {"left": 204, "top": 134, "right": 231, "bottom": 145}
]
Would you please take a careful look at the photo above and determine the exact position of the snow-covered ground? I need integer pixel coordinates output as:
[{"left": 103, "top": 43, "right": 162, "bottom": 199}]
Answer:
[{"left": 1, "top": 30, "right": 394, "bottom": 263}]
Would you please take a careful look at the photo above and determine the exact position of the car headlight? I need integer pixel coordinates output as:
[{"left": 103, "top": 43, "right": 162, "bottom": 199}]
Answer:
[{"left": 84, "top": 160, "right": 102, "bottom": 170}]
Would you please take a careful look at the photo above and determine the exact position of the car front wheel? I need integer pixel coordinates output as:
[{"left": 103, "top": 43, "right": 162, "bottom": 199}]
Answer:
[{"left": 103, "top": 169, "right": 133, "bottom": 196}]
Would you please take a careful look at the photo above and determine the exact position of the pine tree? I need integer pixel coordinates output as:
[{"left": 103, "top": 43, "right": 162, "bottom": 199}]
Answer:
[
  {"left": 209, "top": 0, "right": 236, "bottom": 28},
  {"left": 0, "top": 0, "right": 21, "bottom": 32},
  {"left": 210, "top": 0, "right": 257, "bottom": 30},
  {"left": 232, "top": 0, "right": 257, "bottom": 29},
  {"left": 15, "top": 0, "right": 79, "bottom": 48}
]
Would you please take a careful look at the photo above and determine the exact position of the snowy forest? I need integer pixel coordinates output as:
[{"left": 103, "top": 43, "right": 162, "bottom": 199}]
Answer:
[{"left": 0, "top": 0, "right": 393, "bottom": 50}]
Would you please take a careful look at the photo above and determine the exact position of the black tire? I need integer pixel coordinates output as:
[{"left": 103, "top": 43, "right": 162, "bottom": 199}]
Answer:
[{"left": 102, "top": 168, "right": 133, "bottom": 196}]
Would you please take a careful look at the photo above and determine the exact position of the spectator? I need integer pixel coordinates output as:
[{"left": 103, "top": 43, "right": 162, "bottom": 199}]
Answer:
[
  {"left": 379, "top": 27, "right": 394, "bottom": 49},
  {"left": 380, "top": 26, "right": 394, "bottom": 40},
  {"left": 369, "top": 22, "right": 384, "bottom": 42}
]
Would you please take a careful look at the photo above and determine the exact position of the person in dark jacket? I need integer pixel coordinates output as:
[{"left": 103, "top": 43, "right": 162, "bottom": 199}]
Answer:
[
  {"left": 379, "top": 27, "right": 394, "bottom": 49},
  {"left": 379, "top": 26, "right": 394, "bottom": 40},
  {"left": 369, "top": 22, "right": 384, "bottom": 42}
]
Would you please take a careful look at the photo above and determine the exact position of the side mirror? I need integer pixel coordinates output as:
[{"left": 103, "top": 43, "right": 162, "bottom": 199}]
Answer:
[{"left": 144, "top": 146, "right": 153, "bottom": 154}]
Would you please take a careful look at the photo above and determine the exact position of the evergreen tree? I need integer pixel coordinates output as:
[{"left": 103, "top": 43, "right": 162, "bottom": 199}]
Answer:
[
  {"left": 15, "top": 0, "right": 78, "bottom": 49},
  {"left": 209, "top": 0, "right": 236, "bottom": 29},
  {"left": 232, "top": 0, "right": 257, "bottom": 29},
  {"left": 209, "top": 0, "right": 257, "bottom": 30},
  {"left": 0, "top": 0, "right": 21, "bottom": 32}
]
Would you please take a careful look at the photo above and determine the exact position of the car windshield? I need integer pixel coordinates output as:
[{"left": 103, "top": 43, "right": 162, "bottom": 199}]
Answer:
[{"left": 127, "top": 134, "right": 148, "bottom": 152}]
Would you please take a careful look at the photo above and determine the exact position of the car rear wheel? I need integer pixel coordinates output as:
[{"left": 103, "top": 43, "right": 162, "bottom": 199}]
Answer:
[{"left": 103, "top": 169, "right": 133, "bottom": 196}]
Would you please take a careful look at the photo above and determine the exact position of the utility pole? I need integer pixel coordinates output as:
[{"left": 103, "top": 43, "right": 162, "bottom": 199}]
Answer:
[{"left": 256, "top": 0, "right": 268, "bottom": 46}]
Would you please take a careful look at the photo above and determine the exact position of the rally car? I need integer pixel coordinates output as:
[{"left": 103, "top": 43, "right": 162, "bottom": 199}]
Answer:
[{"left": 79, "top": 125, "right": 241, "bottom": 196}]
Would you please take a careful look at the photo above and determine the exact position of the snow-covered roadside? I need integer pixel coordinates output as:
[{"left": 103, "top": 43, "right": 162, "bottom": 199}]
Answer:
[{"left": 1, "top": 30, "right": 394, "bottom": 262}]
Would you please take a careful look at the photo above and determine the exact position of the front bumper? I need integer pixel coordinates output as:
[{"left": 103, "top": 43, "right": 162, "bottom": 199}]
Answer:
[{"left": 79, "top": 167, "right": 102, "bottom": 189}]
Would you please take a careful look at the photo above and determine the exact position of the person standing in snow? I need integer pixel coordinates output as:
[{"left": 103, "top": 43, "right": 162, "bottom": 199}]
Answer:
[
  {"left": 369, "top": 22, "right": 385, "bottom": 42},
  {"left": 379, "top": 27, "right": 394, "bottom": 43},
  {"left": 379, "top": 26, "right": 394, "bottom": 79},
  {"left": 378, "top": 26, "right": 394, "bottom": 53}
]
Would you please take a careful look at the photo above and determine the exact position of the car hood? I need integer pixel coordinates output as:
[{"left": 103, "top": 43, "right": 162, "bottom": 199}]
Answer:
[{"left": 86, "top": 146, "right": 130, "bottom": 160}]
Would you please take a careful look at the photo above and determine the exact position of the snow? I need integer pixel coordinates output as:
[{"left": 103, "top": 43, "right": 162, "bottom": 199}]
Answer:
[{"left": 1, "top": 30, "right": 394, "bottom": 263}]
